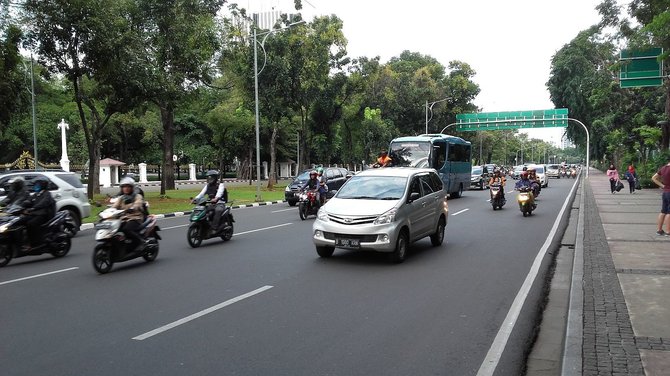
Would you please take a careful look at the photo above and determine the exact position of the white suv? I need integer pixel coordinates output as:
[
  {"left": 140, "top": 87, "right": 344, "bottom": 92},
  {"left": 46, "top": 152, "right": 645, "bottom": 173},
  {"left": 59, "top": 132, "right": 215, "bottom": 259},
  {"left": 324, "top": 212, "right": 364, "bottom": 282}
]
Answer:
[
  {"left": 0, "top": 170, "right": 91, "bottom": 236},
  {"left": 312, "top": 168, "right": 448, "bottom": 263}
]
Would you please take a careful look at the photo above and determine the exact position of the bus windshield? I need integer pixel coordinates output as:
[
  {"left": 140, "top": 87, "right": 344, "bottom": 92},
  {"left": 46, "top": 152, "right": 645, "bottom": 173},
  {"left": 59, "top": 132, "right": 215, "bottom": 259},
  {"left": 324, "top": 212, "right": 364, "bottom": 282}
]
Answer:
[{"left": 389, "top": 141, "right": 431, "bottom": 167}]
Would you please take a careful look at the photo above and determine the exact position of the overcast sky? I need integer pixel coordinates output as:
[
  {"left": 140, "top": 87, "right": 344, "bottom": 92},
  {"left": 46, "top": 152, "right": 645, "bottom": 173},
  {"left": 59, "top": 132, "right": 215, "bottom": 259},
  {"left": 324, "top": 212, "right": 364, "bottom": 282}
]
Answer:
[{"left": 245, "top": 0, "right": 604, "bottom": 145}]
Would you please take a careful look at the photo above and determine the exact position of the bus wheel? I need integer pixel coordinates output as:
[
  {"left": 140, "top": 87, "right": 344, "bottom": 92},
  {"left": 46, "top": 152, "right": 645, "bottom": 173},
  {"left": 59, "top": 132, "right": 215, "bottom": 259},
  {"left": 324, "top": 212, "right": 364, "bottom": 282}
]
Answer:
[{"left": 451, "top": 183, "right": 463, "bottom": 199}]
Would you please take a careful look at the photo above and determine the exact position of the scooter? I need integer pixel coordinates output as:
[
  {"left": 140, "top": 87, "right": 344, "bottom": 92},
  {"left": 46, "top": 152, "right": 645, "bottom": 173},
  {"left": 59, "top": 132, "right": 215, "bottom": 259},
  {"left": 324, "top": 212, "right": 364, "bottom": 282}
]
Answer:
[
  {"left": 92, "top": 208, "right": 161, "bottom": 274},
  {"left": 186, "top": 198, "right": 234, "bottom": 248},
  {"left": 0, "top": 204, "right": 71, "bottom": 267},
  {"left": 517, "top": 186, "right": 536, "bottom": 217},
  {"left": 490, "top": 183, "right": 506, "bottom": 210},
  {"left": 570, "top": 169, "right": 577, "bottom": 178}
]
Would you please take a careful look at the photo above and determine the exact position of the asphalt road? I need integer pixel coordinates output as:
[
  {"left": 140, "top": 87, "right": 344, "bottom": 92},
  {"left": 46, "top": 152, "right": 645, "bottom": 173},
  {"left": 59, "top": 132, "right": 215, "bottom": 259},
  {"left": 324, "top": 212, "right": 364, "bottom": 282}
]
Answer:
[{"left": 1, "top": 176, "right": 579, "bottom": 376}]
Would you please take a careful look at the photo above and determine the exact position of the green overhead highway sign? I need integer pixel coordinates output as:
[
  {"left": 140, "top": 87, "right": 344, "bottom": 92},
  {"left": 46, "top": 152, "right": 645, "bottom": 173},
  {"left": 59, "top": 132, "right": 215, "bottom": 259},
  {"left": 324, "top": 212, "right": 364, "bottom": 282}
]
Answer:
[
  {"left": 619, "top": 48, "right": 664, "bottom": 88},
  {"left": 455, "top": 109, "right": 568, "bottom": 131}
]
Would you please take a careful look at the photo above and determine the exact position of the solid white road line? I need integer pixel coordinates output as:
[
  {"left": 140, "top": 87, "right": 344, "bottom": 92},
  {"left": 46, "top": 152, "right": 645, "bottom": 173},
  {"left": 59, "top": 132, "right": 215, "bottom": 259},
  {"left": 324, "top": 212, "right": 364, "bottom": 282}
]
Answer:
[
  {"left": 0, "top": 267, "right": 79, "bottom": 286},
  {"left": 507, "top": 190, "right": 515, "bottom": 194},
  {"left": 476, "top": 177, "right": 580, "bottom": 376},
  {"left": 451, "top": 208, "right": 469, "bottom": 216},
  {"left": 133, "top": 285, "right": 274, "bottom": 340},
  {"left": 271, "top": 208, "right": 295, "bottom": 213}
]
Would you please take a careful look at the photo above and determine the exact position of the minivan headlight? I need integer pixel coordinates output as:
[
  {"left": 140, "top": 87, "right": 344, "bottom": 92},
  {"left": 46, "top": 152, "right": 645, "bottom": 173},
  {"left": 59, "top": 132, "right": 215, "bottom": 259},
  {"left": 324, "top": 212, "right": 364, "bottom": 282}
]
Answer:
[
  {"left": 374, "top": 208, "right": 397, "bottom": 225},
  {"left": 285, "top": 185, "right": 291, "bottom": 192},
  {"left": 317, "top": 208, "right": 329, "bottom": 222},
  {"left": 0, "top": 224, "right": 9, "bottom": 233}
]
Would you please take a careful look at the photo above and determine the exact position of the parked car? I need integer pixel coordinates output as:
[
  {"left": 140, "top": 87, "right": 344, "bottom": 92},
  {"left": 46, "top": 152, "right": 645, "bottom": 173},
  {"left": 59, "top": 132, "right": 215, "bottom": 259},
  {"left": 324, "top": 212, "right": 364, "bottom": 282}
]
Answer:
[
  {"left": 312, "top": 168, "right": 448, "bottom": 263},
  {"left": 470, "top": 165, "right": 489, "bottom": 190},
  {"left": 0, "top": 170, "right": 91, "bottom": 236},
  {"left": 284, "top": 167, "right": 350, "bottom": 206},
  {"left": 546, "top": 164, "right": 560, "bottom": 179}
]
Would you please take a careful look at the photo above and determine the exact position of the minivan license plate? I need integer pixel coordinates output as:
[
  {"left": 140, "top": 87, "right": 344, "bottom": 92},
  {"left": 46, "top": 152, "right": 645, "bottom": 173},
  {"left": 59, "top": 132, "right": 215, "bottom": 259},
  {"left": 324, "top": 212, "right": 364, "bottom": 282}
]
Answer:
[{"left": 336, "top": 238, "right": 360, "bottom": 248}]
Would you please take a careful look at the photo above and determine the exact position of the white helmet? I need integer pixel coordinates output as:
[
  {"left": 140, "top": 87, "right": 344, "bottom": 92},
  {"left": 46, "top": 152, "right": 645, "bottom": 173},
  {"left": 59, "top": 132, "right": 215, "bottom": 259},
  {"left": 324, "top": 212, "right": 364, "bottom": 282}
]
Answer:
[{"left": 120, "top": 176, "right": 136, "bottom": 188}]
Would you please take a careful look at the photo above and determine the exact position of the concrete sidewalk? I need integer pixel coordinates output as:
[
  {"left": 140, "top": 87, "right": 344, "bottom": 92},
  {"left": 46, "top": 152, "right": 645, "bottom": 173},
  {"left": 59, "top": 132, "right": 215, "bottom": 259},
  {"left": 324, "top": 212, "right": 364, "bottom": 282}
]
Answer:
[
  {"left": 527, "top": 168, "right": 670, "bottom": 376},
  {"left": 581, "top": 168, "right": 670, "bottom": 375}
]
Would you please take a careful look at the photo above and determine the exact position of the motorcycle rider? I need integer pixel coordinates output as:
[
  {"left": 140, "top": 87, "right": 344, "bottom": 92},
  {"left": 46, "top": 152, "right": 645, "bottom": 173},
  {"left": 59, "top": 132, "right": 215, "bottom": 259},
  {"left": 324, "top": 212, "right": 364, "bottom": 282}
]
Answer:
[
  {"left": 193, "top": 170, "right": 228, "bottom": 232},
  {"left": 112, "top": 177, "right": 147, "bottom": 251},
  {"left": 488, "top": 168, "right": 506, "bottom": 200},
  {"left": 527, "top": 167, "right": 541, "bottom": 195},
  {"left": 301, "top": 170, "right": 321, "bottom": 207},
  {"left": 515, "top": 171, "right": 536, "bottom": 207},
  {"left": 317, "top": 167, "right": 328, "bottom": 204},
  {"left": 19, "top": 177, "right": 56, "bottom": 251},
  {"left": 0, "top": 176, "right": 29, "bottom": 208}
]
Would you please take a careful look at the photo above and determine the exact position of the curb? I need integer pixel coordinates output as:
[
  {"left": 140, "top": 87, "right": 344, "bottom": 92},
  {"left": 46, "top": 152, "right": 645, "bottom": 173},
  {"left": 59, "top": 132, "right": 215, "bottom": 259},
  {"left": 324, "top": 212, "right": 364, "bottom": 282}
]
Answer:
[{"left": 80, "top": 200, "right": 287, "bottom": 231}]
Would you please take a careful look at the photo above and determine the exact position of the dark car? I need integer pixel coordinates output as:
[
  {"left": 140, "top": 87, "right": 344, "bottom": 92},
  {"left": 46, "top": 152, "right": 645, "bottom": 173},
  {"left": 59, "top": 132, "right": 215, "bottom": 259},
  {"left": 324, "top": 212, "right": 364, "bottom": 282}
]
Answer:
[
  {"left": 470, "top": 165, "right": 490, "bottom": 190},
  {"left": 284, "top": 167, "right": 351, "bottom": 206}
]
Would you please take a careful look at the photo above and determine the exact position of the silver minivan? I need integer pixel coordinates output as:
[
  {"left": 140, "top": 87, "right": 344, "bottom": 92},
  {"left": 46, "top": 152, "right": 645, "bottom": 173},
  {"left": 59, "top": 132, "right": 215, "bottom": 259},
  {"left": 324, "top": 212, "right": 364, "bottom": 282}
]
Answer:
[{"left": 312, "top": 168, "right": 448, "bottom": 263}]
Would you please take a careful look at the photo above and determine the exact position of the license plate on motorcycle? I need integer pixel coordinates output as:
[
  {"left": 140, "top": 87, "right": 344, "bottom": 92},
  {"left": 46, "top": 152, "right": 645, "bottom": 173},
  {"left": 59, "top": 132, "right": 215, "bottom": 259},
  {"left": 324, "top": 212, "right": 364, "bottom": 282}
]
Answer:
[
  {"left": 336, "top": 238, "right": 360, "bottom": 248},
  {"left": 94, "top": 223, "right": 111, "bottom": 230}
]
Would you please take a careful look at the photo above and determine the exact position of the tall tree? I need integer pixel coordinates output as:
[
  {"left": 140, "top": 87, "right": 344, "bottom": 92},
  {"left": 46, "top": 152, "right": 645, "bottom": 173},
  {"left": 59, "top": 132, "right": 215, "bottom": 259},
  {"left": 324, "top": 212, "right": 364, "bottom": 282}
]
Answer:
[
  {"left": 24, "top": 0, "right": 136, "bottom": 197},
  {"left": 129, "top": 0, "right": 224, "bottom": 194},
  {"left": 597, "top": 0, "right": 670, "bottom": 148}
]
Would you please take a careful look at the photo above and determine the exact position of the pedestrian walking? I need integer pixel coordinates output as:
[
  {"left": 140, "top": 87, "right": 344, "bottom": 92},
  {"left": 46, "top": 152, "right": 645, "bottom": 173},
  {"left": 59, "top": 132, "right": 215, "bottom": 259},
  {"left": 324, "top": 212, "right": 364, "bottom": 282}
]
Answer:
[
  {"left": 624, "top": 165, "right": 638, "bottom": 194},
  {"left": 606, "top": 164, "right": 619, "bottom": 193},
  {"left": 651, "top": 157, "right": 670, "bottom": 236}
]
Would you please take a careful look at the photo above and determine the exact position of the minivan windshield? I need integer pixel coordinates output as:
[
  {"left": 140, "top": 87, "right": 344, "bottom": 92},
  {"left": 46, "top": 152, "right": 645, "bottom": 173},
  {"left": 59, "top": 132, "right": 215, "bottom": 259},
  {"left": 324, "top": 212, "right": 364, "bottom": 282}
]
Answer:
[
  {"left": 472, "top": 167, "right": 482, "bottom": 175},
  {"left": 336, "top": 176, "right": 407, "bottom": 200},
  {"left": 294, "top": 170, "right": 310, "bottom": 181}
]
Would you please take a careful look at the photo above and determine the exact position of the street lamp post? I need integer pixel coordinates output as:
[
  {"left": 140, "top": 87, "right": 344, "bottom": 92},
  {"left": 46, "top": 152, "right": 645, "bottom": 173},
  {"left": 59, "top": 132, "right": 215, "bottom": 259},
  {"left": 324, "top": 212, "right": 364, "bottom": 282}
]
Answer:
[
  {"left": 425, "top": 97, "right": 451, "bottom": 134},
  {"left": 253, "top": 15, "right": 305, "bottom": 201}
]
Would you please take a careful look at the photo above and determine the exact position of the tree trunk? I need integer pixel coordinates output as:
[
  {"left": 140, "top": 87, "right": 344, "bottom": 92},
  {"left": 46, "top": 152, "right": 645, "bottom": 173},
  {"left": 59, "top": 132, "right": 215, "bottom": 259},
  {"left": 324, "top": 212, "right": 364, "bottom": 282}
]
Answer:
[
  {"left": 160, "top": 105, "right": 176, "bottom": 195},
  {"left": 86, "top": 147, "right": 100, "bottom": 198},
  {"left": 267, "top": 125, "right": 278, "bottom": 189}
]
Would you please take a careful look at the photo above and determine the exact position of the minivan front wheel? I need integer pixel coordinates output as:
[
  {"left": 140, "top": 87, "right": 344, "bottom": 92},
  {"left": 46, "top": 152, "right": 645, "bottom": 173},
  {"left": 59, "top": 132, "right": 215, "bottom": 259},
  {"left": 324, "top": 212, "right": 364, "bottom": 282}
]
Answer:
[{"left": 390, "top": 231, "right": 408, "bottom": 263}]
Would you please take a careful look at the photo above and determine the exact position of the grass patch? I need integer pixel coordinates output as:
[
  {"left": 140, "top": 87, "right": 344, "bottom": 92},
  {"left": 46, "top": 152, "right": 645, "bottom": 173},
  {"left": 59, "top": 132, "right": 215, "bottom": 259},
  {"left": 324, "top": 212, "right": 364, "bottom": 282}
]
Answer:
[{"left": 85, "top": 185, "right": 286, "bottom": 223}]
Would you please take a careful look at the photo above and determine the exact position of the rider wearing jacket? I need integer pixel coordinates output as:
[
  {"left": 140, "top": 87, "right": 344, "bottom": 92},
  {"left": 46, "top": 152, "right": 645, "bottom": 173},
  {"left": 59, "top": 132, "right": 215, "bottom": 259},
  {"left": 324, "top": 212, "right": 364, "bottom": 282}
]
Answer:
[
  {"left": 19, "top": 177, "right": 56, "bottom": 251},
  {"left": 1, "top": 177, "right": 29, "bottom": 207},
  {"left": 194, "top": 170, "right": 228, "bottom": 231},
  {"left": 488, "top": 169, "right": 506, "bottom": 200},
  {"left": 302, "top": 170, "right": 321, "bottom": 207},
  {"left": 515, "top": 171, "right": 536, "bottom": 207},
  {"left": 113, "top": 177, "right": 146, "bottom": 250}
]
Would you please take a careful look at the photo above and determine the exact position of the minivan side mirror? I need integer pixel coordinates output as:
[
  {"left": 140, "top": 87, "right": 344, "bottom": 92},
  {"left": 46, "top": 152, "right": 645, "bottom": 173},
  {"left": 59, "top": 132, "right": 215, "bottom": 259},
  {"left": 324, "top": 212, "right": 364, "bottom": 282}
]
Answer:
[{"left": 408, "top": 192, "right": 421, "bottom": 203}]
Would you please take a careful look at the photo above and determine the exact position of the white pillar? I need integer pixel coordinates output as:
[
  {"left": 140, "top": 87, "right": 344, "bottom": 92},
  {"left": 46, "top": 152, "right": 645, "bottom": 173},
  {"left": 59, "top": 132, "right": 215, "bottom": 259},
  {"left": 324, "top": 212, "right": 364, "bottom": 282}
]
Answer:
[
  {"left": 139, "top": 163, "right": 148, "bottom": 183},
  {"left": 100, "top": 166, "right": 111, "bottom": 188},
  {"left": 58, "top": 119, "right": 70, "bottom": 172},
  {"left": 188, "top": 163, "right": 196, "bottom": 181}
]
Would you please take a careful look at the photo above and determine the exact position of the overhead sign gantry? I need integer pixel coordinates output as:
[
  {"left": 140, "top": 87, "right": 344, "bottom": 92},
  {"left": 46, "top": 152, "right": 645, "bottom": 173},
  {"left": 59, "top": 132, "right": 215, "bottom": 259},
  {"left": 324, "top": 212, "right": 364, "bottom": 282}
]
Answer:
[{"left": 440, "top": 108, "right": 590, "bottom": 178}]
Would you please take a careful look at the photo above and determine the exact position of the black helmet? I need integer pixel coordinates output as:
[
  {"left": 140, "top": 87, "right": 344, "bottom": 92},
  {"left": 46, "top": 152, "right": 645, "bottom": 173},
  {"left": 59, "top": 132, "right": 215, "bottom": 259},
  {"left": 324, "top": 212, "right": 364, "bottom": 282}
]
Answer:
[
  {"left": 33, "top": 177, "right": 49, "bottom": 192},
  {"left": 206, "top": 170, "right": 219, "bottom": 184},
  {"left": 9, "top": 176, "right": 25, "bottom": 191}
]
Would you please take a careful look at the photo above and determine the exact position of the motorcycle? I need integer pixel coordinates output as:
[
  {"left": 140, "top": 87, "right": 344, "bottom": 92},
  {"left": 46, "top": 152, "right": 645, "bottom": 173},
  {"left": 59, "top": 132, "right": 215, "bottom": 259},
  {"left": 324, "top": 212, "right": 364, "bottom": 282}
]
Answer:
[
  {"left": 298, "top": 189, "right": 321, "bottom": 220},
  {"left": 92, "top": 208, "right": 161, "bottom": 274},
  {"left": 0, "top": 204, "right": 71, "bottom": 267},
  {"left": 490, "top": 183, "right": 506, "bottom": 210},
  {"left": 186, "top": 198, "right": 234, "bottom": 248},
  {"left": 517, "top": 186, "right": 536, "bottom": 217},
  {"left": 570, "top": 169, "right": 577, "bottom": 178}
]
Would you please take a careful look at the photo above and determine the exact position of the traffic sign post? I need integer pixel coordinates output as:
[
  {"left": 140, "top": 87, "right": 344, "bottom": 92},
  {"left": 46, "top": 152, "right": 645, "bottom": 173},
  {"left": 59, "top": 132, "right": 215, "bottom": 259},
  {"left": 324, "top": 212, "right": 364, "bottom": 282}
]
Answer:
[{"left": 619, "top": 48, "right": 664, "bottom": 89}]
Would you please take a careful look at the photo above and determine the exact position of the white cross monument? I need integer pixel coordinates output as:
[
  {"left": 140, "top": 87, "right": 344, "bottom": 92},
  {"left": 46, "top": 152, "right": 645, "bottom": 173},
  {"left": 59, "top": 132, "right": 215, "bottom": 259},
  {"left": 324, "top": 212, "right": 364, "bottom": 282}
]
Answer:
[{"left": 58, "top": 119, "right": 70, "bottom": 172}]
